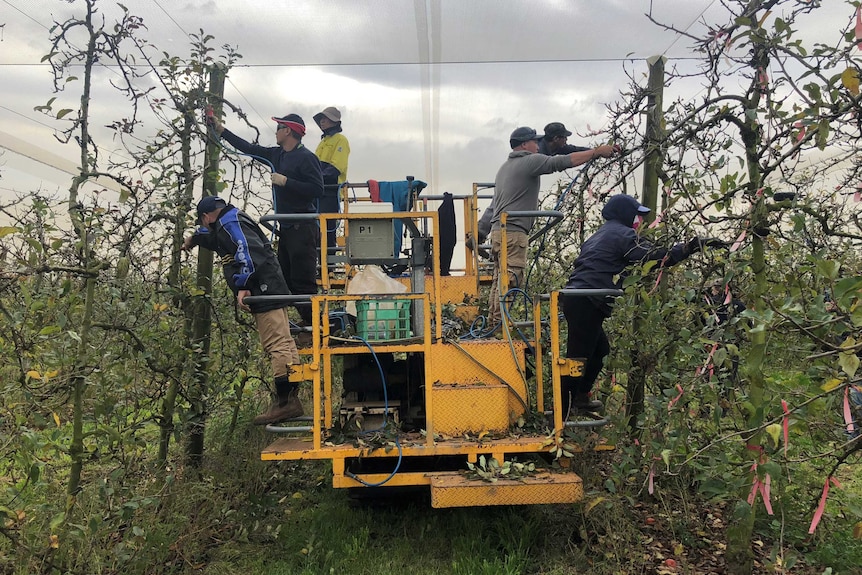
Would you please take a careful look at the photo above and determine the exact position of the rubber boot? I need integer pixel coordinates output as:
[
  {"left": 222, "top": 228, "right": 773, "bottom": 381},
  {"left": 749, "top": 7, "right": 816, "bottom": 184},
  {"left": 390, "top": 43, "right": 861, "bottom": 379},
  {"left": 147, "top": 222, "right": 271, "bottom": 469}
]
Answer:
[
  {"left": 571, "top": 391, "right": 603, "bottom": 413},
  {"left": 562, "top": 367, "right": 603, "bottom": 417},
  {"left": 253, "top": 376, "right": 304, "bottom": 425}
]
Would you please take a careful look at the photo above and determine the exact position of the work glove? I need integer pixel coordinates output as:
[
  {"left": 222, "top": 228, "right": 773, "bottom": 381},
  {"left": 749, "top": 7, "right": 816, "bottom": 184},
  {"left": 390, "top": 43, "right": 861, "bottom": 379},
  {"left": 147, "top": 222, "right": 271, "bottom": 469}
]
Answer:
[
  {"left": 687, "top": 237, "right": 728, "bottom": 254},
  {"left": 271, "top": 173, "right": 287, "bottom": 187},
  {"left": 465, "top": 233, "right": 490, "bottom": 260},
  {"left": 703, "top": 238, "right": 729, "bottom": 249}
]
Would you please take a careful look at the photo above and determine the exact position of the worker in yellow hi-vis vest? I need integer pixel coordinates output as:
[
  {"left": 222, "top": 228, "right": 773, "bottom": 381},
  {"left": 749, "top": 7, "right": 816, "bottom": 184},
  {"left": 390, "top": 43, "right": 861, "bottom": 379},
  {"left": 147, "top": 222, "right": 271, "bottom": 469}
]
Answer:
[{"left": 313, "top": 106, "right": 351, "bottom": 251}]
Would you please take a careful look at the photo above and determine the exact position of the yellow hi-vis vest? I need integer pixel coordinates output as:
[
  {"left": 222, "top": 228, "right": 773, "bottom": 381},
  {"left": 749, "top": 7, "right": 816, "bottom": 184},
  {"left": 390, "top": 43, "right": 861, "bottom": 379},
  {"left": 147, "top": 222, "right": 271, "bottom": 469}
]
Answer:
[{"left": 315, "top": 132, "right": 350, "bottom": 184}]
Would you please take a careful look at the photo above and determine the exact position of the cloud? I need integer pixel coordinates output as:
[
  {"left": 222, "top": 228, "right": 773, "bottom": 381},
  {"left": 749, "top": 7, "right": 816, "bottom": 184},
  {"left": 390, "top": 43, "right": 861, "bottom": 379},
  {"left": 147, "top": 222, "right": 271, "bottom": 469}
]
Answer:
[{"left": 0, "top": 0, "right": 855, "bottom": 220}]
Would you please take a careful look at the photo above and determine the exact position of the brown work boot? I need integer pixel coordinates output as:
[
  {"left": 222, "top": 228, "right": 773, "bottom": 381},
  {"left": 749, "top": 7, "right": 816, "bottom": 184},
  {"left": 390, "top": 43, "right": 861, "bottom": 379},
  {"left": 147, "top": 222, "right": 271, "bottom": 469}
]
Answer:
[
  {"left": 571, "top": 392, "right": 603, "bottom": 413},
  {"left": 252, "top": 390, "right": 304, "bottom": 425}
]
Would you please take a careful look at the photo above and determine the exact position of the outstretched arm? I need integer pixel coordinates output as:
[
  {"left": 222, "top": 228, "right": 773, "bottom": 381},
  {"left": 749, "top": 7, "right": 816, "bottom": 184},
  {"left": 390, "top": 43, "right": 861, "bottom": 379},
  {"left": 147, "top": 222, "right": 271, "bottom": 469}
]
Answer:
[{"left": 568, "top": 144, "right": 621, "bottom": 168}]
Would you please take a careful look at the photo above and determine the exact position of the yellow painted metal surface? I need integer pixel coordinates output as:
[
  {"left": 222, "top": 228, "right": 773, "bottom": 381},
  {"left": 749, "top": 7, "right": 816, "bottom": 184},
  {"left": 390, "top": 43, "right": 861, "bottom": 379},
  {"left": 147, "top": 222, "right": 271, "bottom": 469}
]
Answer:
[
  {"left": 428, "top": 471, "right": 584, "bottom": 508},
  {"left": 428, "top": 341, "right": 528, "bottom": 422},
  {"left": 559, "top": 358, "right": 585, "bottom": 378},
  {"left": 333, "top": 471, "right": 432, "bottom": 489},
  {"left": 258, "top": 201, "right": 615, "bottom": 507},
  {"left": 261, "top": 435, "right": 558, "bottom": 461},
  {"left": 395, "top": 274, "right": 479, "bottom": 304},
  {"left": 432, "top": 383, "right": 510, "bottom": 435},
  {"left": 288, "top": 363, "right": 318, "bottom": 383}
]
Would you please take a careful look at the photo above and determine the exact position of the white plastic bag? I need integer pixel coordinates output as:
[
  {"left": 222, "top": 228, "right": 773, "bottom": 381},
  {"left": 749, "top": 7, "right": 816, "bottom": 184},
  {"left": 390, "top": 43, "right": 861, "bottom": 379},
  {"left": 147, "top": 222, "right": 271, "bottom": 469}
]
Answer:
[{"left": 345, "top": 265, "right": 407, "bottom": 316}]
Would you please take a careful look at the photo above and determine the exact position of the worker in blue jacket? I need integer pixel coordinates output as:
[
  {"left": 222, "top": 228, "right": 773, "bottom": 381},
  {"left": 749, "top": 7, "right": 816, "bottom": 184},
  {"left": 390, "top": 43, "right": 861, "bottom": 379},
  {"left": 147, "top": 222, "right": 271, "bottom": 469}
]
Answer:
[
  {"left": 562, "top": 194, "right": 723, "bottom": 415},
  {"left": 212, "top": 114, "right": 323, "bottom": 325},
  {"left": 183, "top": 196, "right": 303, "bottom": 425}
]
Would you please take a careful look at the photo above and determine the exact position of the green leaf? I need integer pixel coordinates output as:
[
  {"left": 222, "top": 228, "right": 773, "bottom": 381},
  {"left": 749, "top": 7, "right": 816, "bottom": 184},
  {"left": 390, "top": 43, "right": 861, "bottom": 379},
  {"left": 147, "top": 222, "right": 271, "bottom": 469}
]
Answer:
[
  {"left": 49, "top": 512, "right": 66, "bottom": 530},
  {"left": 30, "top": 463, "right": 41, "bottom": 483},
  {"left": 24, "top": 237, "right": 43, "bottom": 253},
  {"left": 839, "top": 351, "right": 860, "bottom": 379},
  {"left": 815, "top": 260, "right": 841, "bottom": 281},
  {"left": 0, "top": 226, "right": 20, "bottom": 238},
  {"left": 834, "top": 277, "right": 862, "bottom": 301},
  {"left": 714, "top": 347, "right": 728, "bottom": 367},
  {"left": 661, "top": 449, "right": 671, "bottom": 469},
  {"left": 56, "top": 109, "right": 74, "bottom": 120},
  {"left": 816, "top": 119, "right": 830, "bottom": 150},
  {"left": 803, "top": 82, "right": 822, "bottom": 102}
]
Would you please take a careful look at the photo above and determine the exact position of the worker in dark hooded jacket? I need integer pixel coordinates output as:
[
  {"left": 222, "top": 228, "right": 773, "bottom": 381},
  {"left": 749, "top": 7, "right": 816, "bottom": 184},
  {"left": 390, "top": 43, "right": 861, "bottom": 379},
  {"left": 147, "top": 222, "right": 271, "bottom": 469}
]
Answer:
[
  {"left": 561, "top": 194, "right": 723, "bottom": 415},
  {"left": 183, "top": 196, "right": 303, "bottom": 426}
]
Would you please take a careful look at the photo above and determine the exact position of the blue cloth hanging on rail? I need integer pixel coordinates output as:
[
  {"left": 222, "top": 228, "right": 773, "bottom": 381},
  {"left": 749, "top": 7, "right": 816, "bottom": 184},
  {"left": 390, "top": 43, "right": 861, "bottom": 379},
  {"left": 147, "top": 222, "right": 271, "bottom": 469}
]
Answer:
[{"left": 367, "top": 178, "right": 428, "bottom": 255}]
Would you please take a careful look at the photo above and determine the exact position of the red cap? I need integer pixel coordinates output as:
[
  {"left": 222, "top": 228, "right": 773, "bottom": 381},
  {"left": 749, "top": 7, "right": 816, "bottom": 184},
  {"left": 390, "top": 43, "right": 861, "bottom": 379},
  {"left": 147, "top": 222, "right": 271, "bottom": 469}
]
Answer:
[{"left": 272, "top": 114, "right": 306, "bottom": 137}]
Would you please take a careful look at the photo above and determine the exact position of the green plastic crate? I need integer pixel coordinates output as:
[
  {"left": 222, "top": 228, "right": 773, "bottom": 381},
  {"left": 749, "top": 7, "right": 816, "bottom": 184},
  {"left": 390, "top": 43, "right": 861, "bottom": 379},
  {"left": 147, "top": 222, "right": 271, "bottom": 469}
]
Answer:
[{"left": 355, "top": 299, "right": 411, "bottom": 341}]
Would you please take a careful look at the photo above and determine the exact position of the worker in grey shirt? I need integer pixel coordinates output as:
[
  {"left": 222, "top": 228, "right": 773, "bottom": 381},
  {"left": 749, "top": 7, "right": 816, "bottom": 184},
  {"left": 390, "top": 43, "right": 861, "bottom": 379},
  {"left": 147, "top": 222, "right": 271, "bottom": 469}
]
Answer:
[
  {"left": 470, "top": 121, "right": 591, "bottom": 257},
  {"left": 486, "top": 126, "right": 619, "bottom": 329}
]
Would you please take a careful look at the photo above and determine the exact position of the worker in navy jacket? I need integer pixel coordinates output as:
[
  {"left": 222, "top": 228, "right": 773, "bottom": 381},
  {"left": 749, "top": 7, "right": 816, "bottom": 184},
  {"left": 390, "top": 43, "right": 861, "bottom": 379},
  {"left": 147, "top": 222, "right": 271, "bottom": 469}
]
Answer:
[
  {"left": 183, "top": 196, "right": 303, "bottom": 425},
  {"left": 562, "top": 194, "right": 722, "bottom": 415},
  {"left": 212, "top": 114, "right": 323, "bottom": 325}
]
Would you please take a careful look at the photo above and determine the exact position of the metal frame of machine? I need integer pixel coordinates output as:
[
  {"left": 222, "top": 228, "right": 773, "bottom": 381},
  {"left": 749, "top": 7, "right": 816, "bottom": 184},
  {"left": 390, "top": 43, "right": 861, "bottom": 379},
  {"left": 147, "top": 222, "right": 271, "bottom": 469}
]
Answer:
[{"left": 251, "top": 185, "right": 614, "bottom": 508}]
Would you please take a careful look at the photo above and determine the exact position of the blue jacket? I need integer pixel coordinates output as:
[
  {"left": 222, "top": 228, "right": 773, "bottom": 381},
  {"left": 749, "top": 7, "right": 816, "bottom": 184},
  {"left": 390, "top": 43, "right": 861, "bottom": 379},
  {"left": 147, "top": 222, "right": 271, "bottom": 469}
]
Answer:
[
  {"left": 190, "top": 204, "right": 290, "bottom": 313},
  {"left": 566, "top": 195, "right": 692, "bottom": 314}
]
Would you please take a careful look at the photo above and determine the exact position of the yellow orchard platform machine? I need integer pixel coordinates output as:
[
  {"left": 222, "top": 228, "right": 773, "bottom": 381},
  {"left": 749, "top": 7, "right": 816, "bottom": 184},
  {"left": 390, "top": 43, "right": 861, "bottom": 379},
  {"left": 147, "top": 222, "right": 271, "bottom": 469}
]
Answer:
[{"left": 251, "top": 189, "right": 614, "bottom": 508}]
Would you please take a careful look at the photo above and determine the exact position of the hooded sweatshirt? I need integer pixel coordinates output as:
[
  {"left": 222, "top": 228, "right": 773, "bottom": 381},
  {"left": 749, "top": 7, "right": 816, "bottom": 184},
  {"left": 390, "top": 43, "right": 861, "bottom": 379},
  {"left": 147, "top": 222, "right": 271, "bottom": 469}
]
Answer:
[
  {"left": 566, "top": 194, "right": 692, "bottom": 313},
  {"left": 189, "top": 204, "right": 290, "bottom": 314}
]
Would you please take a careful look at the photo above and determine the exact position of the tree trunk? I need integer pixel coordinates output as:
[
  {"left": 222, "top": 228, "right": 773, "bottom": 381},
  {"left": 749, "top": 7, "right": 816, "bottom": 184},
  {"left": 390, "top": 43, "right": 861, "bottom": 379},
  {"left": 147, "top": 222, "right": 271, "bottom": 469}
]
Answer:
[
  {"left": 66, "top": 1, "right": 99, "bottom": 499},
  {"left": 184, "top": 64, "right": 226, "bottom": 470},
  {"left": 159, "top": 102, "right": 197, "bottom": 467},
  {"left": 726, "top": 3, "right": 772, "bottom": 572},
  {"left": 627, "top": 56, "right": 666, "bottom": 435}
]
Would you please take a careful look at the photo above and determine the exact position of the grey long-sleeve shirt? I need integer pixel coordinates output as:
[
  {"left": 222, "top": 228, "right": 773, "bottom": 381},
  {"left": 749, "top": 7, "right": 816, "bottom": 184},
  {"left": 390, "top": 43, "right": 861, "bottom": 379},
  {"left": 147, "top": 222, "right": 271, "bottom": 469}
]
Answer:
[{"left": 490, "top": 151, "right": 573, "bottom": 234}]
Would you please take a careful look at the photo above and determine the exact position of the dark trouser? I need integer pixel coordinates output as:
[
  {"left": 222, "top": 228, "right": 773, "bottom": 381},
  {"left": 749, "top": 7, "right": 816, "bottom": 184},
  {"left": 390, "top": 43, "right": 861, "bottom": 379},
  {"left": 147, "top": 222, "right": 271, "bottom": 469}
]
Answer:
[
  {"left": 319, "top": 193, "right": 339, "bottom": 254},
  {"left": 561, "top": 295, "right": 610, "bottom": 400},
  {"left": 277, "top": 222, "right": 318, "bottom": 325}
]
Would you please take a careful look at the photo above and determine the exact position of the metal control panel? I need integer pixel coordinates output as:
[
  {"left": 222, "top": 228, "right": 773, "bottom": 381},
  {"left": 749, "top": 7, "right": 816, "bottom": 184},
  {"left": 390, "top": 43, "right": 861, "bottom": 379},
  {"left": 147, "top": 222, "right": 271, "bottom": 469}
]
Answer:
[{"left": 347, "top": 218, "right": 395, "bottom": 259}]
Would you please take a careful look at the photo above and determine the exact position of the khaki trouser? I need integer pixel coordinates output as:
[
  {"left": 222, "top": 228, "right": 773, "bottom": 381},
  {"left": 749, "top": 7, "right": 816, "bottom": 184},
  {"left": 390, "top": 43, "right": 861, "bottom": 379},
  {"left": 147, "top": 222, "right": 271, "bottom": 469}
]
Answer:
[
  {"left": 488, "top": 229, "right": 528, "bottom": 328},
  {"left": 254, "top": 308, "right": 299, "bottom": 378}
]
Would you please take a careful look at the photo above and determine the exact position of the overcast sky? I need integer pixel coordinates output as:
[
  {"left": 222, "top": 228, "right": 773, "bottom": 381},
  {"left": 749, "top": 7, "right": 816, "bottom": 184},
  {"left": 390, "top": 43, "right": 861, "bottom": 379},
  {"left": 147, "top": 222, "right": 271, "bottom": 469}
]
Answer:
[{"left": 0, "top": 0, "right": 856, "bottom": 218}]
